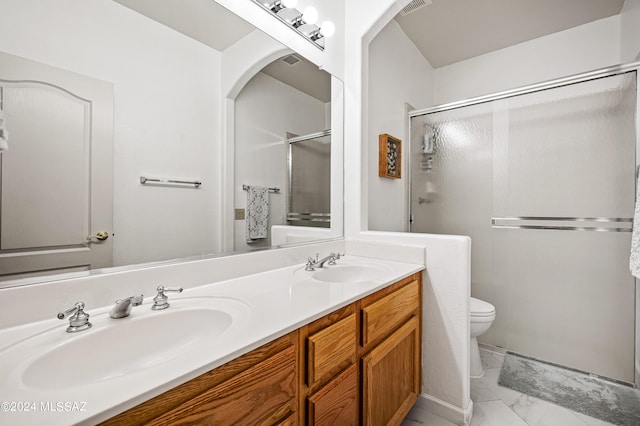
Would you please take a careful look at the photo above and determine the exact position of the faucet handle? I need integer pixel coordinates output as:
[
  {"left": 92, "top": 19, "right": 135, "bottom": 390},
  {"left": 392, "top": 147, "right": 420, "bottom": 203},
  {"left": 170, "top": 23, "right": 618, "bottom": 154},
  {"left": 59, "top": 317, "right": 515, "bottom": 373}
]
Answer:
[
  {"left": 152, "top": 286, "right": 183, "bottom": 310},
  {"left": 323, "top": 252, "right": 344, "bottom": 266},
  {"left": 57, "top": 302, "right": 92, "bottom": 333},
  {"left": 305, "top": 257, "right": 316, "bottom": 271}
]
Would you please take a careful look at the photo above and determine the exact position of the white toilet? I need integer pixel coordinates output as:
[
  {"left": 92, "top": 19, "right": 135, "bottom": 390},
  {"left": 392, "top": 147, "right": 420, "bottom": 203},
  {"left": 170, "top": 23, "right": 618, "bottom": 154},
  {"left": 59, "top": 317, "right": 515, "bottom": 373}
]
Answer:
[{"left": 470, "top": 297, "right": 496, "bottom": 378}]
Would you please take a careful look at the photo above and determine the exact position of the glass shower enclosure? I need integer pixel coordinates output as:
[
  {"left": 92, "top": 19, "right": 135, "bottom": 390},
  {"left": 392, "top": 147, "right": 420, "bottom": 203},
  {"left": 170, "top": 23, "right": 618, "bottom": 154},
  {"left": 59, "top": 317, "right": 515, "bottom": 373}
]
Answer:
[
  {"left": 409, "top": 66, "right": 638, "bottom": 384},
  {"left": 286, "top": 130, "right": 331, "bottom": 228}
]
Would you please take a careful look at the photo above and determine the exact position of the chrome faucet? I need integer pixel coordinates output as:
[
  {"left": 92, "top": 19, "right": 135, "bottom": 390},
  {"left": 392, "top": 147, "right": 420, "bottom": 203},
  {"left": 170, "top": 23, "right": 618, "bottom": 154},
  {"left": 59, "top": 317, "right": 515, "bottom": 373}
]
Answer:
[
  {"left": 110, "top": 294, "right": 144, "bottom": 318},
  {"left": 151, "top": 286, "right": 183, "bottom": 310},
  {"left": 305, "top": 252, "right": 342, "bottom": 271},
  {"left": 57, "top": 302, "right": 92, "bottom": 333}
]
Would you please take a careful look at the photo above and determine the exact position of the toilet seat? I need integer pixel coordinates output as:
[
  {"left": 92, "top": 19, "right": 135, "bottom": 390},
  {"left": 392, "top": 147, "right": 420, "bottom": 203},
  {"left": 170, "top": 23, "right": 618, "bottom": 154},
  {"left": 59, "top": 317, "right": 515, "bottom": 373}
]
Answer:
[{"left": 471, "top": 297, "right": 495, "bottom": 317}]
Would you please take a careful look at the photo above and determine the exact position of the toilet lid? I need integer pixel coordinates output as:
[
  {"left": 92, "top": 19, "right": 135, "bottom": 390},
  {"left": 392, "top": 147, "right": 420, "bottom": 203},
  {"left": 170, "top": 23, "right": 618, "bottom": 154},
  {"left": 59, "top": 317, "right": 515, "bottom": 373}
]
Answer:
[{"left": 471, "top": 297, "right": 495, "bottom": 316}]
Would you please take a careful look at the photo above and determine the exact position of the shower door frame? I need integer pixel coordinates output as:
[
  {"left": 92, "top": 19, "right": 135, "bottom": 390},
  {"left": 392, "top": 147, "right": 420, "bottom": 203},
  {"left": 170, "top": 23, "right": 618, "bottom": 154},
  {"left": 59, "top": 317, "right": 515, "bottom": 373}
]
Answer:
[
  {"left": 408, "top": 61, "right": 640, "bottom": 388},
  {"left": 285, "top": 129, "right": 332, "bottom": 226}
]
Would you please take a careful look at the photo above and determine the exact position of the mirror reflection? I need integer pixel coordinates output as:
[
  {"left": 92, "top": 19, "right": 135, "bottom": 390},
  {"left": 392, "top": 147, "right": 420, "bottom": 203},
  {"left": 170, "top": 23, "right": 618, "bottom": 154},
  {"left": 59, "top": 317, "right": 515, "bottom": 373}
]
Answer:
[
  {"left": 0, "top": 0, "right": 341, "bottom": 287},
  {"left": 233, "top": 56, "right": 331, "bottom": 251}
]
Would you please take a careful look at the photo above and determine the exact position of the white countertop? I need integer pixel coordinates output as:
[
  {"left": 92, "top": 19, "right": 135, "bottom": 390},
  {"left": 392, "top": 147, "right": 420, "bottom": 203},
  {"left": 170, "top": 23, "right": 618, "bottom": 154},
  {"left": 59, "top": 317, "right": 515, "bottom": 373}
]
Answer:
[{"left": 0, "top": 255, "right": 423, "bottom": 425}]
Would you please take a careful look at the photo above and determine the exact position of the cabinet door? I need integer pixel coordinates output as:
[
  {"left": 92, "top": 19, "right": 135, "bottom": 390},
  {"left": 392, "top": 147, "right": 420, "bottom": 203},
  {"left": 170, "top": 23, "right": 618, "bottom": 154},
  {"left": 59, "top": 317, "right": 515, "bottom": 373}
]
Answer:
[
  {"left": 147, "top": 346, "right": 297, "bottom": 425},
  {"left": 307, "top": 364, "right": 358, "bottom": 425},
  {"left": 362, "top": 316, "right": 420, "bottom": 426}
]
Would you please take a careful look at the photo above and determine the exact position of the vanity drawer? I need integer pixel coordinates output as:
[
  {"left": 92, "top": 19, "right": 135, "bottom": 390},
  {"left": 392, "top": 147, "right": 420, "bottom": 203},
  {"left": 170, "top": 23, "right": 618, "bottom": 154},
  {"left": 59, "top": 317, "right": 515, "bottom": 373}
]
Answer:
[
  {"left": 361, "top": 277, "right": 420, "bottom": 347},
  {"left": 307, "top": 364, "right": 358, "bottom": 425},
  {"left": 307, "top": 313, "right": 357, "bottom": 388}
]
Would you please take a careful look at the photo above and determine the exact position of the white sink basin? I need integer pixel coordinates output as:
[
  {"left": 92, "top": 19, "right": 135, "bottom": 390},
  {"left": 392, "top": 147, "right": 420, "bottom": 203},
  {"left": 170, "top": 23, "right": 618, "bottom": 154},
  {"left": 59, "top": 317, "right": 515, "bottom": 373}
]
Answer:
[
  {"left": 311, "top": 264, "right": 392, "bottom": 283},
  {"left": 2, "top": 297, "right": 251, "bottom": 391}
]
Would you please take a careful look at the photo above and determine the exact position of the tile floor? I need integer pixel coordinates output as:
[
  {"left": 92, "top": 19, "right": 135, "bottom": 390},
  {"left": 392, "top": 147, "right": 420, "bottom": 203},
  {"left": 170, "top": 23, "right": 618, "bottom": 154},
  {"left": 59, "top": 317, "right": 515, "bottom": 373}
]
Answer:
[{"left": 402, "top": 349, "right": 617, "bottom": 426}]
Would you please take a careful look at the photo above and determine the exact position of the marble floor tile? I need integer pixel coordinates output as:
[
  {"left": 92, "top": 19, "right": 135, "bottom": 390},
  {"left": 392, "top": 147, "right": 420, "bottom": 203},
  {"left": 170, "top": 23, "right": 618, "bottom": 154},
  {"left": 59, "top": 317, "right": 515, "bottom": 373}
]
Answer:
[
  {"left": 480, "top": 349, "right": 505, "bottom": 369},
  {"left": 401, "top": 404, "right": 457, "bottom": 426},
  {"left": 402, "top": 348, "right": 618, "bottom": 426},
  {"left": 471, "top": 400, "right": 529, "bottom": 426},
  {"left": 573, "top": 411, "right": 622, "bottom": 426}
]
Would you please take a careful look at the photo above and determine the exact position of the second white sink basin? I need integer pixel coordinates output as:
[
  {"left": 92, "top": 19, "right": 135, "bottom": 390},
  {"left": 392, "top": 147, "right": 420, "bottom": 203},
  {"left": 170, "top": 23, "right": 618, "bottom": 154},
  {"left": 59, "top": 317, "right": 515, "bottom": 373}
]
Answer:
[{"left": 3, "top": 297, "right": 251, "bottom": 391}]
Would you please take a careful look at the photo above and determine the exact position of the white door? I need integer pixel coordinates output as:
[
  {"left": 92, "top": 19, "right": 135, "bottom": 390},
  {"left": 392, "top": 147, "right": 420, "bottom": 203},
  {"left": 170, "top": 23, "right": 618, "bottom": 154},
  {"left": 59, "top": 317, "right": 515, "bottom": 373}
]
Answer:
[{"left": 0, "top": 51, "right": 113, "bottom": 281}]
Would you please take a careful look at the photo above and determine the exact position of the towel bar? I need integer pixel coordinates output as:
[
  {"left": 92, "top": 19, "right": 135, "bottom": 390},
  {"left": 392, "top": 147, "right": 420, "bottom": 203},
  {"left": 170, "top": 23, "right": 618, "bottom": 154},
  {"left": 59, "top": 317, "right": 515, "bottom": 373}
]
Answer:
[
  {"left": 242, "top": 184, "right": 280, "bottom": 193},
  {"left": 140, "top": 176, "right": 202, "bottom": 188},
  {"left": 491, "top": 216, "right": 633, "bottom": 232}
]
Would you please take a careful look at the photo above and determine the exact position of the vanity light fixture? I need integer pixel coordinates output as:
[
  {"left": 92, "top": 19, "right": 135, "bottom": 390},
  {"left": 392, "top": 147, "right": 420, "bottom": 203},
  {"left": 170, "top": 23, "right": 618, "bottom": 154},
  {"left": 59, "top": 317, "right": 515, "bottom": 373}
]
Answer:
[{"left": 254, "top": 0, "right": 334, "bottom": 50}]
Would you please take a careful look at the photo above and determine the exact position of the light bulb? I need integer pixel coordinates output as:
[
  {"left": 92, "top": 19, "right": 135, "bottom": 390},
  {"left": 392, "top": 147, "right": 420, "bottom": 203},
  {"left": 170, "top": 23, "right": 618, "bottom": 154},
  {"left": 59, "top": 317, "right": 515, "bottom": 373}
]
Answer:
[
  {"left": 281, "top": 0, "right": 297, "bottom": 8},
  {"left": 302, "top": 6, "right": 318, "bottom": 25},
  {"left": 319, "top": 21, "right": 335, "bottom": 37}
]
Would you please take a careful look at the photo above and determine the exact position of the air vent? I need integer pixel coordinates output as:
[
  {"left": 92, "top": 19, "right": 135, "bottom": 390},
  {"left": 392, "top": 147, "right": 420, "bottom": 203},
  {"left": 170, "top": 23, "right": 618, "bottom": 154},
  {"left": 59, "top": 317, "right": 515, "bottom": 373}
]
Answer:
[
  {"left": 400, "top": 0, "right": 432, "bottom": 16},
  {"left": 282, "top": 54, "right": 301, "bottom": 66}
]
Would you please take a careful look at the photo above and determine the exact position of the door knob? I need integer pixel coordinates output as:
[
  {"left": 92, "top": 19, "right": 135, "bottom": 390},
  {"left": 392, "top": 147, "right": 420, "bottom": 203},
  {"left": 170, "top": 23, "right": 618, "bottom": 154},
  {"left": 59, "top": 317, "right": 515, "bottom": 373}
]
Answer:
[{"left": 87, "top": 231, "right": 109, "bottom": 241}]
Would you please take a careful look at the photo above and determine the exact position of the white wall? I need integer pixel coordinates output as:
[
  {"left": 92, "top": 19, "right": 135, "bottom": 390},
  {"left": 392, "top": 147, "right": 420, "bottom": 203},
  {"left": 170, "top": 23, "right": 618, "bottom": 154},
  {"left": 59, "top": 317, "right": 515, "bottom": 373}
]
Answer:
[
  {"left": 0, "top": 0, "right": 222, "bottom": 266},
  {"left": 621, "top": 0, "right": 640, "bottom": 61},
  {"left": 233, "top": 72, "right": 328, "bottom": 250},
  {"left": 434, "top": 16, "right": 621, "bottom": 104},
  {"left": 345, "top": 1, "right": 473, "bottom": 424},
  {"left": 367, "top": 20, "right": 435, "bottom": 232}
]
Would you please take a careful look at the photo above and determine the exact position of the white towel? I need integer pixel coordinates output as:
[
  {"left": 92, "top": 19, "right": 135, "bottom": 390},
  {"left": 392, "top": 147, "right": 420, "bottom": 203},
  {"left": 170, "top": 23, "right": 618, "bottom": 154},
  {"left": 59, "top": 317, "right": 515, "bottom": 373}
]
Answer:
[
  {"left": 246, "top": 185, "right": 269, "bottom": 243},
  {"left": 630, "top": 171, "right": 640, "bottom": 278},
  {"left": 0, "top": 109, "right": 8, "bottom": 151}
]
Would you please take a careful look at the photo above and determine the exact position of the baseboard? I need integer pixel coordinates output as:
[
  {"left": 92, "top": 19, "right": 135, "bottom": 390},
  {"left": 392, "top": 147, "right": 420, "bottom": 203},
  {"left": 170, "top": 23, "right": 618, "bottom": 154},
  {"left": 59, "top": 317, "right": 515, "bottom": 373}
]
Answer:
[
  {"left": 478, "top": 342, "right": 506, "bottom": 355},
  {"left": 415, "top": 392, "right": 473, "bottom": 425}
]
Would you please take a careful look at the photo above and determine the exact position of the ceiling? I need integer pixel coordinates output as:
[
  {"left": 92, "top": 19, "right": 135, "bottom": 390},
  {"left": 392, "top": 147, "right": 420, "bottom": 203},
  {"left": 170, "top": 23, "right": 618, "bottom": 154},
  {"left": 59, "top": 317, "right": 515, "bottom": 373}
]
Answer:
[
  {"left": 113, "top": 0, "right": 254, "bottom": 51},
  {"left": 113, "top": 0, "right": 331, "bottom": 102},
  {"left": 113, "top": 0, "right": 626, "bottom": 91},
  {"left": 394, "top": 0, "right": 626, "bottom": 68}
]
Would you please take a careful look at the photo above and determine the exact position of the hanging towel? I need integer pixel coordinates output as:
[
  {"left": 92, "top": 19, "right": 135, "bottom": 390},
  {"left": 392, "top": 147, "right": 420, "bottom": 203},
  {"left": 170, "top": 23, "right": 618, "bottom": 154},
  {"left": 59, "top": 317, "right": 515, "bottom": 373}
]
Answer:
[
  {"left": 0, "top": 109, "right": 8, "bottom": 151},
  {"left": 246, "top": 185, "right": 269, "bottom": 243},
  {"left": 630, "top": 171, "right": 640, "bottom": 278}
]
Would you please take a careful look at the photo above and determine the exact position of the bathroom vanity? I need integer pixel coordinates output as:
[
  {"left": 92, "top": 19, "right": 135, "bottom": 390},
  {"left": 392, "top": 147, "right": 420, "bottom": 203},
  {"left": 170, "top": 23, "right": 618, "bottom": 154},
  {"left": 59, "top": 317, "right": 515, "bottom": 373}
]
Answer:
[
  {"left": 101, "top": 272, "right": 422, "bottom": 425},
  {"left": 0, "top": 251, "right": 424, "bottom": 426}
]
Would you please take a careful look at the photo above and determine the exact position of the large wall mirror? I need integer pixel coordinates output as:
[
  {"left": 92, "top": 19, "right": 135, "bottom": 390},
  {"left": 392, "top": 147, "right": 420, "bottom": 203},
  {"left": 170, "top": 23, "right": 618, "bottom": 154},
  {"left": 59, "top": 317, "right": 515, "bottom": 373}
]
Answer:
[{"left": 0, "top": 0, "right": 343, "bottom": 288}]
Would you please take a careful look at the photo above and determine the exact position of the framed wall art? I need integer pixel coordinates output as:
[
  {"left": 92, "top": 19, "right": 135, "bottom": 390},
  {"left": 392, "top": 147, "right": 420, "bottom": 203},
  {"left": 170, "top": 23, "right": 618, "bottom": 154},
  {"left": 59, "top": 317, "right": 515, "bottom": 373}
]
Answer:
[{"left": 378, "top": 133, "right": 401, "bottom": 179}]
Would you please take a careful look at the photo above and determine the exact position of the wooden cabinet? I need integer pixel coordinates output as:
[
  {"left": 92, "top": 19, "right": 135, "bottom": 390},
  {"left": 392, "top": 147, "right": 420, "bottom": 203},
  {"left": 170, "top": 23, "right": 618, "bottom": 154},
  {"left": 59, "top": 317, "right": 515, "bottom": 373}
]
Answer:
[
  {"left": 299, "top": 304, "right": 358, "bottom": 425},
  {"left": 361, "top": 317, "right": 420, "bottom": 425},
  {"left": 299, "top": 272, "right": 422, "bottom": 426},
  {"left": 103, "top": 272, "right": 422, "bottom": 426},
  {"left": 307, "top": 364, "right": 358, "bottom": 425},
  {"left": 101, "top": 332, "right": 298, "bottom": 426},
  {"left": 361, "top": 278, "right": 420, "bottom": 349},
  {"left": 360, "top": 274, "right": 422, "bottom": 426}
]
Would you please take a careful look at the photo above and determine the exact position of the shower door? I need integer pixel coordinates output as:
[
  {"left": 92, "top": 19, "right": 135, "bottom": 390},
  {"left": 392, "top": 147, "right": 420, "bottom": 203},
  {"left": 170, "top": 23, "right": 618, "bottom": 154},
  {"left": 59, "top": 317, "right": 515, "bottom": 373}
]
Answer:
[
  {"left": 410, "top": 70, "right": 637, "bottom": 383},
  {"left": 286, "top": 131, "right": 331, "bottom": 228}
]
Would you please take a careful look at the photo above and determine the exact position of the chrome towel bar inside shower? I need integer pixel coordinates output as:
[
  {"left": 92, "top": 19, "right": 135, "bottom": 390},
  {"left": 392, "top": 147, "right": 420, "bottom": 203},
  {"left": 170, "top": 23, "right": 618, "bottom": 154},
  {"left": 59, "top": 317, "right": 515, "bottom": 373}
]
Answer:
[
  {"left": 140, "top": 176, "right": 202, "bottom": 188},
  {"left": 491, "top": 216, "right": 633, "bottom": 232}
]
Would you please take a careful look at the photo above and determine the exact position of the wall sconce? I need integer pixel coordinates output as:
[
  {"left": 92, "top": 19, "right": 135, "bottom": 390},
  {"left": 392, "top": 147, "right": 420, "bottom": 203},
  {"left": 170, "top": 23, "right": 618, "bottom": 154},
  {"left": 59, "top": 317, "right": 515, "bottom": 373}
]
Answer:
[{"left": 253, "top": 0, "right": 335, "bottom": 50}]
